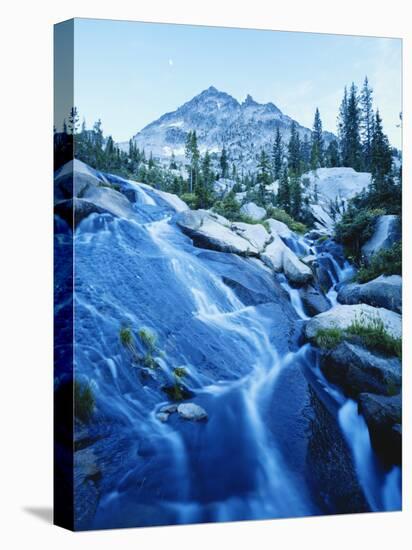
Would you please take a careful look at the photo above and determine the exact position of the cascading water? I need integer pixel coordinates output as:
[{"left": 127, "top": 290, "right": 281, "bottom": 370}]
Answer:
[{"left": 65, "top": 172, "right": 400, "bottom": 530}]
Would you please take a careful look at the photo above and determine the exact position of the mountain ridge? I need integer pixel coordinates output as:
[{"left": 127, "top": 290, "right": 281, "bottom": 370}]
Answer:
[{"left": 119, "top": 86, "right": 335, "bottom": 171}]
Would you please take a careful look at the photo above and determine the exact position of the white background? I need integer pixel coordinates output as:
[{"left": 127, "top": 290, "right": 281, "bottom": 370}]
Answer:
[{"left": 0, "top": 1, "right": 410, "bottom": 548}]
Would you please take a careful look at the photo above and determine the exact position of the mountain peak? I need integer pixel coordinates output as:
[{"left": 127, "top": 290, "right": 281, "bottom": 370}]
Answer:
[{"left": 243, "top": 94, "right": 258, "bottom": 106}]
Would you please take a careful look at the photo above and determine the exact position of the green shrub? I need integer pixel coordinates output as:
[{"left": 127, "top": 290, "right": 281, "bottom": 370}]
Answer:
[
  {"left": 74, "top": 380, "right": 95, "bottom": 423},
  {"left": 356, "top": 242, "right": 402, "bottom": 283},
  {"left": 138, "top": 328, "right": 157, "bottom": 353},
  {"left": 119, "top": 326, "right": 133, "bottom": 347},
  {"left": 173, "top": 367, "right": 187, "bottom": 378},
  {"left": 142, "top": 353, "right": 158, "bottom": 370},
  {"left": 347, "top": 315, "right": 401, "bottom": 358},
  {"left": 335, "top": 207, "right": 385, "bottom": 261},
  {"left": 265, "top": 207, "right": 307, "bottom": 234},
  {"left": 212, "top": 191, "right": 241, "bottom": 221},
  {"left": 314, "top": 327, "right": 343, "bottom": 349},
  {"left": 180, "top": 193, "right": 198, "bottom": 209}
]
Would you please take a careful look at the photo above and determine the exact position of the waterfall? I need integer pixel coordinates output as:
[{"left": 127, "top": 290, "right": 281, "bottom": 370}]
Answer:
[{"left": 67, "top": 171, "right": 400, "bottom": 529}]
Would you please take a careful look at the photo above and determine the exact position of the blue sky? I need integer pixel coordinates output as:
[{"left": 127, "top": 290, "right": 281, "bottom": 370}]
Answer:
[{"left": 72, "top": 18, "right": 402, "bottom": 148}]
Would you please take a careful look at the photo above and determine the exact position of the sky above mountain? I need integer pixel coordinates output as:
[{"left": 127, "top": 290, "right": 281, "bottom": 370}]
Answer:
[{"left": 70, "top": 18, "right": 402, "bottom": 148}]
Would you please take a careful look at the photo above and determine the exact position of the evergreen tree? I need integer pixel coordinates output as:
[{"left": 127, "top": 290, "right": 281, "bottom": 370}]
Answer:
[
  {"left": 370, "top": 110, "right": 393, "bottom": 193},
  {"left": 67, "top": 107, "right": 79, "bottom": 135},
  {"left": 257, "top": 149, "right": 271, "bottom": 203},
  {"left": 277, "top": 166, "right": 291, "bottom": 211},
  {"left": 310, "top": 108, "right": 324, "bottom": 169},
  {"left": 325, "top": 140, "right": 340, "bottom": 167},
  {"left": 290, "top": 174, "right": 302, "bottom": 219},
  {"left": 195, "top": 151, "right": 214, "bottom": 208},
  {"left": 288, "top": 122, "right": 302, "bottom": 176},
  {"left": 337, "top": 87, "right": 348, "bottom": 164},
  {"left": 169, "top": 152, "right": 177, "bottom": 170},
  {"left": 271, "top": 127, "right": 283, "bottom": 181},
  {"left": 344, "top": 83, "right": 362, "bottom": 170},
  {"left": 360, "top": 76, "right": 374, "bottom": 171},
  {"left": 220, "top": 146, "right": 229, "bottom": 178},
  {"left": 301, "top": 134, "right": 311, "bottom": 173},
  {"left": 185, "top": 131, "right": 200, "bottom": 193}
]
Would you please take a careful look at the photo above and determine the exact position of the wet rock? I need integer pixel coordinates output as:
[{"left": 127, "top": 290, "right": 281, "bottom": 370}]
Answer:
[
  {"left": 176, "top": 209, "right": 259, "bottom": 256},
  {"left": 156, "top": 412, "right": 170, "bottom": 423},
  {"left": 300, "top": 285, "right": 331, "bottom": 316},
  {"left": 240, "top": 202, "right": 266, "bottom": 221},
  {"left": 177, "top": 403, "right": 208, "bottom": 421},
  {"left": 305, "top": 304, "right": 402, "bottom": 341},
  {"left": 320, "top": 341, "right": 401, "bottom": 397},
  {"left": 362, "top": 215, "right": 401, "bottom": 261},
  {"left": 55, "top": 197, "right": 109, "bottom": 227},
  {"left": 337, "top": 275, "right": 402, "bottom": 314},
  {"left": 261, "top": 236, "right": 313, "bottom": 285},
  {"left": 301, "top": 254, "right": 317, "bottom": 267},
  {"left": 358, "top": 392, "right": 402, "bottom": 465},
  {"left": 159, "top": 403, "right": 178, "bottom": 414}
]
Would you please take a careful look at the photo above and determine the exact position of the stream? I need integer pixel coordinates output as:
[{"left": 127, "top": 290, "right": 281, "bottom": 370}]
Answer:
[{"left": 65, "top": 173, "right": 401, "bottom": 529}]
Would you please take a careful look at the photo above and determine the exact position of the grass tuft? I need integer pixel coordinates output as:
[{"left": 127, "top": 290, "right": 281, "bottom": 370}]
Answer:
[{"left": 74, "top": 380, "right": 95, "bottom": 423}]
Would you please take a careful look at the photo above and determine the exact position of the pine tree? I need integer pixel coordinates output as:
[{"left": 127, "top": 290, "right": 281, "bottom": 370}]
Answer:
[
  {"left": 344, "top": 83, "right": 362, "bottom": 170},
  {"left": 185, "top": 131, "right": 200, "bottom": 193},
  {"left": 337, "top": 87, "right": 348, "bottom": 164},
  {"left": 325, "top": 140, "right": 340, "bottom": 167},
  {"left": 310, "top": 108, "right": 324, "bottom": 169},
  {"left": 277, "top": 166, "right": 291, "bottom": 212},
  {"left": 169, "top": 152, "right": 177, "bottom": 170},
  {"left": 360, "top": 76, "right": 374, "bottom": 171},
  {"left": 301, "top": 134, "right": 311, "bottom": 173},
  {"left": 195, "top": 151, "right": 214, "bottom": 208},
  {"left": 257, "top": 149, "right": 271, "bottom": 203},
  {"left": 271, "top": 127, "right": 283, "bottom": 181},
  {"left": 288, "top": 122, "right": 302, "bottom": 176},
  {"left": 370, "top": 110, "right": 392, "bottom": 193},
  {"left": 220, "top": 146, "right": 229, "bottom": 178},
  {"left": 290, "top": 174, "right": 302, "bottom": 219},
  {"left": 67, "top": 107, "right": 79, "bottom": 135}
]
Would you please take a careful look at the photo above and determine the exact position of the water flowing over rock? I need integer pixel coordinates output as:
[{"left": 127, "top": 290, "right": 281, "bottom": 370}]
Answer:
[
  {"left": 55, "top": 160, "right": 401, "bottom": 529},
  {"left": 177, "top": 403, "right": 208, "bottom": 421},
  {"left": 305, "top": 304, "right": 402, "bottom": 341},
  {"left": 261, "top": 236, "right": 313, "bottom": 285},
  {"left": 337, "top": 275, "right": 402, "bottom": 314},
  {"left": 361, "top": 215, "right": 401, "bottom": 261}
]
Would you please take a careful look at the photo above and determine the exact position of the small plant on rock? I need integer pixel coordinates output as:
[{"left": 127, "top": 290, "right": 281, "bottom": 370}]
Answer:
[
  {"left": 74, "top": 380, "right": 95, "bottom": 423},
  {"left": 314, "top": 327, "right": 343, "bottom": 349}
]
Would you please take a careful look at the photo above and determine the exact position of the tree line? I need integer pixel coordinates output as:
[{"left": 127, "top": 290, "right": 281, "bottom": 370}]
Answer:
[{"left": 54, "top": 75, "right": 400, "bottom": 225}]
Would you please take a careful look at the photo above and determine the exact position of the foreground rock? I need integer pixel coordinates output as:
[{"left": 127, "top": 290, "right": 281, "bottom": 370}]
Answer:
[
  {"left": 337, "top": 275, "right": 402, "bottom": 314},
  {"left": 231, "top": 222, "right": 271, "bottom": 250},
  {"left": 305, "top": 304, "right": 402, "bottom": 341},
  {"left": 177, "top": 403, "right": 208, "bottom": 421},
  {"left": 300, "top": 285, "right": 331, "bottom": 316},
  {"left": 358, "top": 393, "right": 401, "bottom": 465},
  {"left": 265, "top": 218, "right": 292, "bottom": 239},
  {"left": 176, "top": 210, "right": 259, "bottom": 256},
  {"left": 361, "top": 215, "right": 401, "bottom": 261},
  {"left": 262, "top": 236, "right": 313, "bottom": 285},
  {"left": 240, "top": 202, "right": 266, "bottom": 221},
  {"left": 320, "top": 341, "right": 401, "bottom": 398}
]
